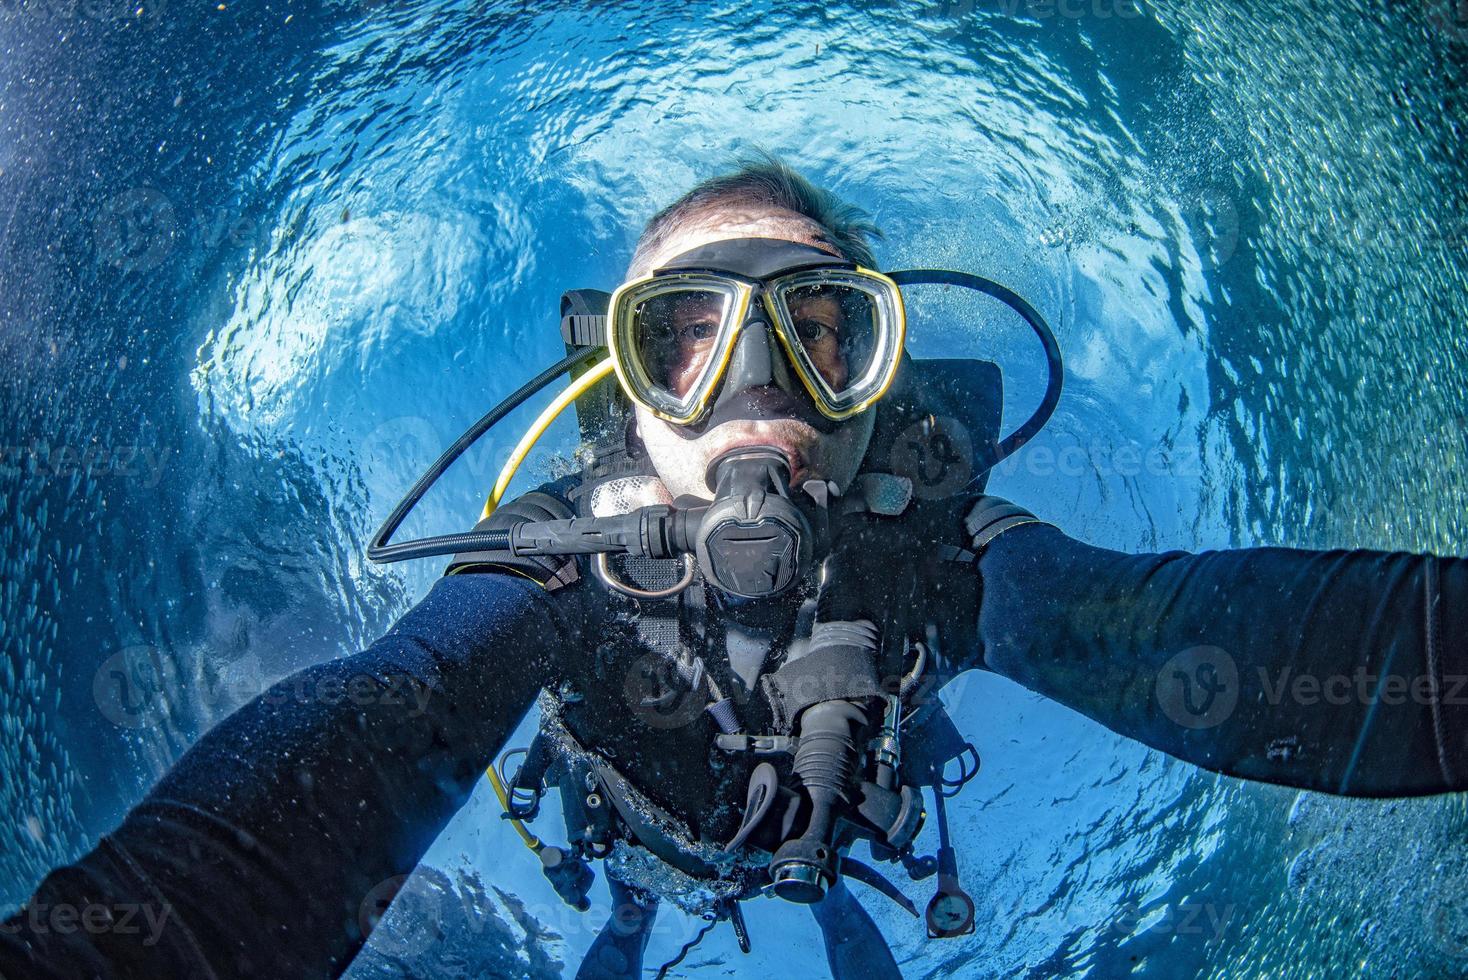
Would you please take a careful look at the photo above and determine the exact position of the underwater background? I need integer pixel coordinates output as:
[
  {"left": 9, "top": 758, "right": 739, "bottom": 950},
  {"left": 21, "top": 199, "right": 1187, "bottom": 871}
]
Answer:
[{"left": 2, "top": 0, "right": 1466, "bottom": 976}]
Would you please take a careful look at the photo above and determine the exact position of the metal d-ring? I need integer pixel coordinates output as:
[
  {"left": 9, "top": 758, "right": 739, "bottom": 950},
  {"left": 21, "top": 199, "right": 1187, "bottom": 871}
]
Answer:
[{"left": 594, "top": 552, "right": 696, "bottom": 599}]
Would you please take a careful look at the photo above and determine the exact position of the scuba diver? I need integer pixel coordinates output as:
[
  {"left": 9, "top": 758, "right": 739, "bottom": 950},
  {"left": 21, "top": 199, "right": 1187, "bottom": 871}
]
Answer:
[{"left": 3, "top": 155, "right": 1466, "bottom": 980}]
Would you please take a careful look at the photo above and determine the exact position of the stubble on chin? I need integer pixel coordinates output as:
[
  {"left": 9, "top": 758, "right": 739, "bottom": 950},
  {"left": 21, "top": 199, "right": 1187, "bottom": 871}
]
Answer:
[{"left": 635, "top": 408, "right": 875, "bottom": 499}]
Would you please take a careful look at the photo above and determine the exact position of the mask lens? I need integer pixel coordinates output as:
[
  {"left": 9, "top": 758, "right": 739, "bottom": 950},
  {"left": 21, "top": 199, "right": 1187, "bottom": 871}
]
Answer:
[
  {"left": 783, "top": 283, "right": 880, "bottom": 394},
  {"left": 632, "top": 288, "right": 731, "bottom": 398}
]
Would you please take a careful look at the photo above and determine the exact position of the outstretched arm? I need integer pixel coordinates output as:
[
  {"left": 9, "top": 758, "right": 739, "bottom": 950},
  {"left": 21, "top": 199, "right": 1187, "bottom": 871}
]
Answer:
[
  {"left": 1, "top": 571, "right": 577, "bottom": 978},
  {"left": 968, "top": 502, "right": 1467, "bottom": 797}
]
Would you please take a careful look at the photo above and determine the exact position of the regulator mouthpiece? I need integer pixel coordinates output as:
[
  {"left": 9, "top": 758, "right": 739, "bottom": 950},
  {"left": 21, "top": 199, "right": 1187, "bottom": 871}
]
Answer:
[{"left": 695, "top": 448, "right": 814, "bottom": 599}]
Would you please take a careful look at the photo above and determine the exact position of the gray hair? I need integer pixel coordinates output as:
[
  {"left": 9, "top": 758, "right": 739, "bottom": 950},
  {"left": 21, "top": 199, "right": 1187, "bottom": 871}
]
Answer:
[{"left": 628, "top": 150, "right": 883, "bottom": 275}]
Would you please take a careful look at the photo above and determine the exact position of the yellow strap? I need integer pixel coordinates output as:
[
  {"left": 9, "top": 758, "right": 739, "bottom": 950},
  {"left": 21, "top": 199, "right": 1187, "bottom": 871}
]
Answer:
[
  {"left": 481, "top": 357, "right": 614, "bottom": 520},
  {"left": 485, "top": 762, "right": 543, "bottom": 853},
  {"left": 476, "top": 360, "right": 615, "bottom": 855}
]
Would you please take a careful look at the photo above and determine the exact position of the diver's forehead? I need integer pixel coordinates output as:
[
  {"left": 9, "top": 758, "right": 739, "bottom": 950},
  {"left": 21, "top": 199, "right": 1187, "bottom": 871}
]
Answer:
[{"left": 627, "top": 208, "right": 841, "bottom": 281}]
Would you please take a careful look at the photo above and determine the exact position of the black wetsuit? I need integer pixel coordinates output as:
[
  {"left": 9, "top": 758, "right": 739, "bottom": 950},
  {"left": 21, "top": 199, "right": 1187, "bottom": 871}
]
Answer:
[{"left": 4, "top": 504, "right": 1466, "bottom": 978}]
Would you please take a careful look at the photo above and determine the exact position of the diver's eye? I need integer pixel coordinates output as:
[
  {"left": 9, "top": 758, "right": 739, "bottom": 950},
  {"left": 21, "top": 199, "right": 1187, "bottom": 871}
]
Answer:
[
  {"left": 678, "top": 320, "right": 718, "bottom": 343},
  {"left": 795, "top": 318, "right": 834, "bottom": 344}
]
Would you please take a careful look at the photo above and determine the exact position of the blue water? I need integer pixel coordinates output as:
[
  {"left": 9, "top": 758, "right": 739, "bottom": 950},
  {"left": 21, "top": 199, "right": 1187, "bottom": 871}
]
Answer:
[{"left": 2, "top": 1, "right": 1466, "bottom": 976}]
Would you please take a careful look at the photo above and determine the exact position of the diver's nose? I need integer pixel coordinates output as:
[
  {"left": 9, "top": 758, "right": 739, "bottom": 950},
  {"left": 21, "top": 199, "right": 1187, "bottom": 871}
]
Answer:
[{"left": 726, "top": 315, "right": 776, "bottom": 389}]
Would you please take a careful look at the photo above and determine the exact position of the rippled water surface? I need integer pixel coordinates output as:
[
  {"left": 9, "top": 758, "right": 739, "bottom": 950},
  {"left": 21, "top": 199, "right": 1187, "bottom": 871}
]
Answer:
[{"left": 2, "top": 1, "right": 1466, "bottom": 976}]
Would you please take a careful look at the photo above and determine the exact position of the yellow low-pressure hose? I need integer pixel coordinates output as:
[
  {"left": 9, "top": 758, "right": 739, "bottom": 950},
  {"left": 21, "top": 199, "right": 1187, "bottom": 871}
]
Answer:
[
  {"left": 481, "top": 357, "right": 614, "bottom": 520},
  {"left": 478, "top": 358, "right": 614, "bottom": 854},
  {"left": 485, "top": 762, "right": 543, "bottom": 853}
]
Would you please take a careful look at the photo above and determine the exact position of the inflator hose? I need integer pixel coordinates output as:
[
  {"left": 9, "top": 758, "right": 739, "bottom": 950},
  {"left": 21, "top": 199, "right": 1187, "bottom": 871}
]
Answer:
[
  {"left": 368, "top": 347, "right": 603, "bottom": 564},
  {"left": 887, "top": 269, "right": 1063, "bottom": 475}
]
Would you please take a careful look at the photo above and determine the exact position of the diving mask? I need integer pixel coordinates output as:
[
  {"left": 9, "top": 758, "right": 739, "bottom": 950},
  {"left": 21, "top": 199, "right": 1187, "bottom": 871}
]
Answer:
[{"left": 607, "top": 238, "right": 906, "bottom": 427}]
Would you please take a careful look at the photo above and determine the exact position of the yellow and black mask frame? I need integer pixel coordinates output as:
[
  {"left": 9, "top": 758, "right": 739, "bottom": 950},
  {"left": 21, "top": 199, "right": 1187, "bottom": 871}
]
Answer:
[{"left": 607, "top": 238, "right": 906, "bottom": 434}]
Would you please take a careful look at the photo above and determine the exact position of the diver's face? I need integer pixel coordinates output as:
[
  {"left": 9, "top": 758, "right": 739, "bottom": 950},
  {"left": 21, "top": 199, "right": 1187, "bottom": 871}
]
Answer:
[
  {"left": 626, "top": 208, "right": 877, "bottom": 499},
  {"left": 649, "top": 288, "right": 849, "bottom": 397}
]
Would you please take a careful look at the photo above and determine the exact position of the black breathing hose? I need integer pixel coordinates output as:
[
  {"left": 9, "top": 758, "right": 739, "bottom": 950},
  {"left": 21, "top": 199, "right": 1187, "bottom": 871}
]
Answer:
[
  {"left": 367, "top": 347, "right": 603, "bottom": 564},
  {"left": 887, "top": 269, "right": 1064, "bottom": 475}
]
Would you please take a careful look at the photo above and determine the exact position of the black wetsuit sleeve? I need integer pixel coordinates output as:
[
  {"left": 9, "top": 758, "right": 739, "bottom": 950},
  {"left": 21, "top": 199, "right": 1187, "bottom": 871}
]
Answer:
[
  {"left": 974, "top": 524, "right": 1468, "bottom": 797},
  {"left": 0, "top": 571, "right": 577, "bottom": 979}
]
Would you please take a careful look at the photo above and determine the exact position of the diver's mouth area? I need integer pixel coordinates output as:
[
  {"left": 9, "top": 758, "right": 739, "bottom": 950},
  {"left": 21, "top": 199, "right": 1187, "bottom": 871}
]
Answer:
[
  {"left": 671, "top": 385, "right": 838, "bottom": 438},
  {"left": 701, "top": 425, "right": 814, "bottom": 491}
]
